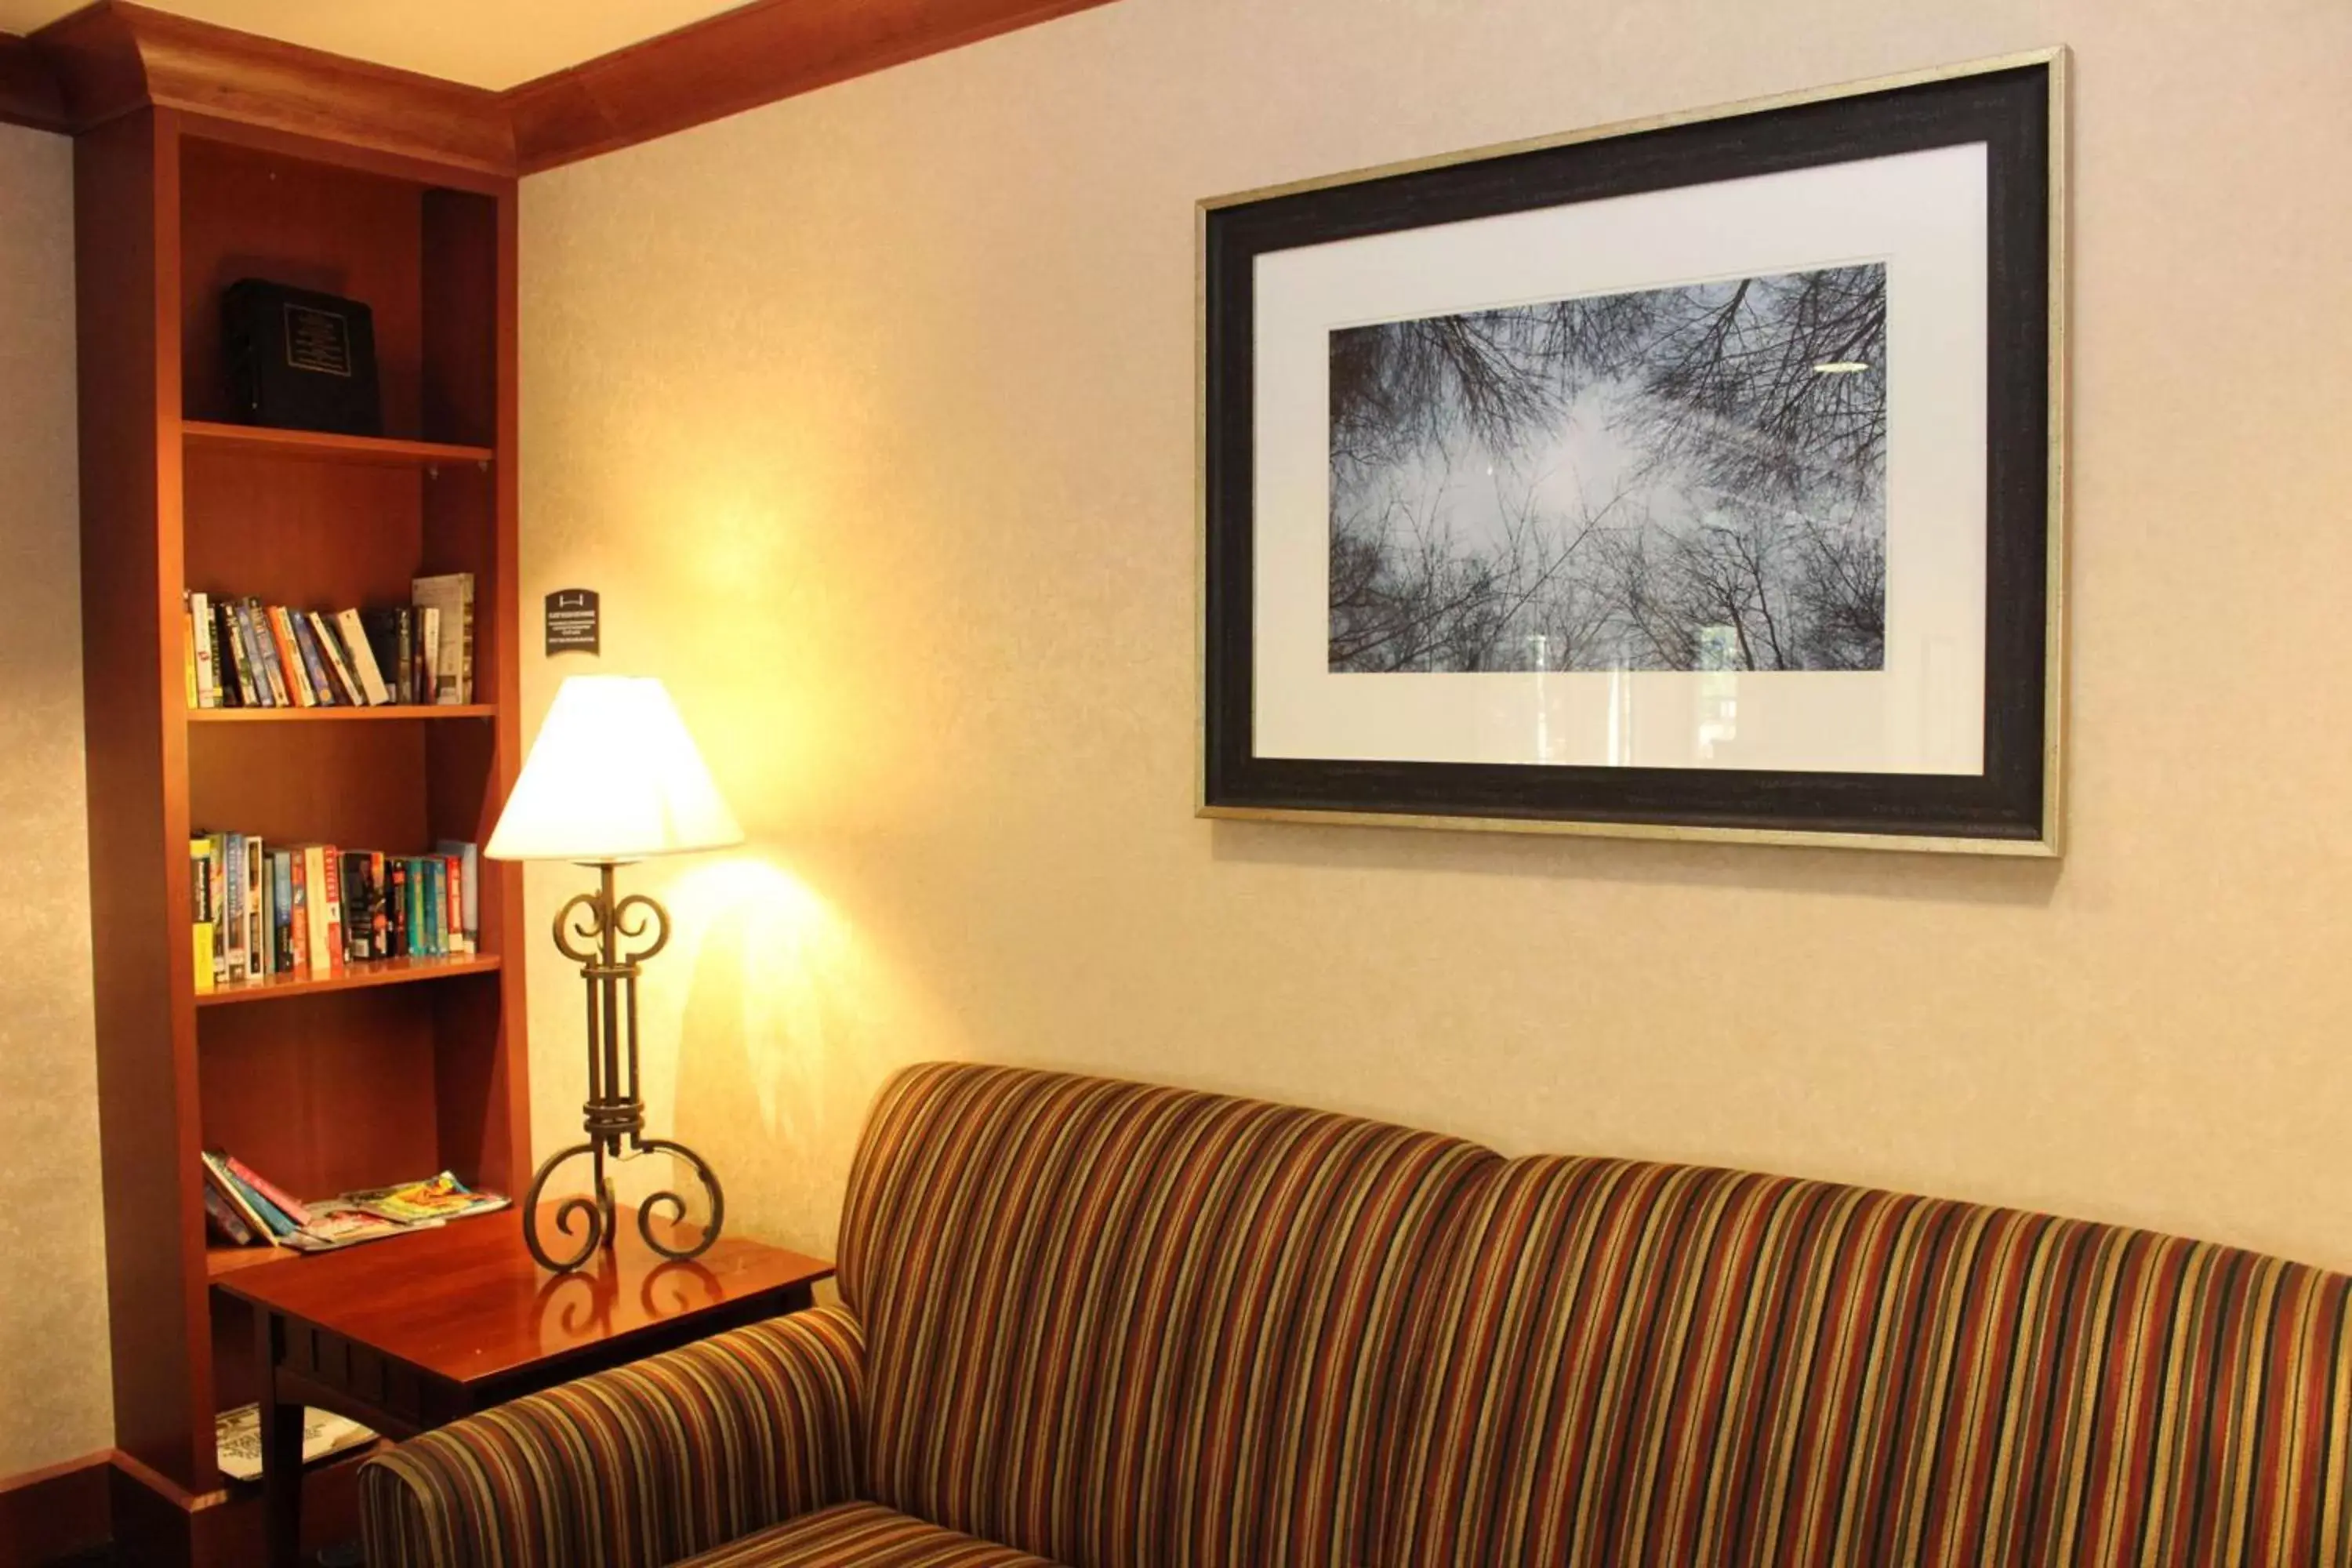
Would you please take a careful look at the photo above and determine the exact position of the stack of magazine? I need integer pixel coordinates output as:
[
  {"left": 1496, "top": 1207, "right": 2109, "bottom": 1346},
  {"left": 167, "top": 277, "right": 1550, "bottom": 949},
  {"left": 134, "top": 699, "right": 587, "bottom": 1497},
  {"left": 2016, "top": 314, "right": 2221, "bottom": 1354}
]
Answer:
[{"left": 204, "top": 1156, "right": 510, "bottom": 1255}]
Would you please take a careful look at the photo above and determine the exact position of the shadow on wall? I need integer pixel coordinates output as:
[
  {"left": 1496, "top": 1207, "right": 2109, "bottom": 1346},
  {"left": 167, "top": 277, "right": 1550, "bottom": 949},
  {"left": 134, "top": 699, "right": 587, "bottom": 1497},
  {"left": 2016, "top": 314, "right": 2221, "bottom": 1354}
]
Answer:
[
  {"left": 655, "top": 853, "right": 971, "bottom": 1256},
  {"left": 1207, "top": 817, "right": 2064, "bottom": 911}
]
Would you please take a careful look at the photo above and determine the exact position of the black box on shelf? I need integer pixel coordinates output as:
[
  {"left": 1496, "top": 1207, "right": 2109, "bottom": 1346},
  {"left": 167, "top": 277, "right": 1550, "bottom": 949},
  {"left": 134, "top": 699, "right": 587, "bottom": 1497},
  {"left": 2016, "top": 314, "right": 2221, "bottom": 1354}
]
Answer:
[{"left": 221, "top": 278, "right": 383, "bottom": 437}]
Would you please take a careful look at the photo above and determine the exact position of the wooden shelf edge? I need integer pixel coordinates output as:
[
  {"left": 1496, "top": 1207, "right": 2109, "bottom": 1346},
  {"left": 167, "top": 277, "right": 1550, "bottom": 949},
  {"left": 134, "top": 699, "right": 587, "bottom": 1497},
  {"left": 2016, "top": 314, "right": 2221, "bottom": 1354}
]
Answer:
[
  {"left": 196, "top": 953, "right": 502, "bottom": 1008},
  {"left": 182, "top": 419, "right": 495, "bottom": 468},
  {"left": 187, "top": 703, "right": 496, "bottom": 724},
  {"left": 205, "top": 1243, "right": 294, "bottom": 1279}
]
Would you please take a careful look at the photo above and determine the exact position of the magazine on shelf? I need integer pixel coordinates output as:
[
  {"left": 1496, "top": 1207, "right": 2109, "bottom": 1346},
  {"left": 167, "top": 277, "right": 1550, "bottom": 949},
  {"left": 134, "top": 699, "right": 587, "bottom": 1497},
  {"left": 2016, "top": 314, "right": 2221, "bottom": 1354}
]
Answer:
[{"left": 214, "top": 1403, "right": 376, "bottom": 1482}]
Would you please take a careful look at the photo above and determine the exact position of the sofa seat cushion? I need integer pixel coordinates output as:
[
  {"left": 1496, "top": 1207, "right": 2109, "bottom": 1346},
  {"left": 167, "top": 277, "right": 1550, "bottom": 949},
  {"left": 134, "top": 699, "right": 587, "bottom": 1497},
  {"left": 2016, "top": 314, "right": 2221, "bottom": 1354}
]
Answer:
[
  {"left": 1392, "top": 1156, "right": 2352, "bottom": 1566},
  {"left": 674, "top": 1503, "right": 1061, "bottom": 1566}
]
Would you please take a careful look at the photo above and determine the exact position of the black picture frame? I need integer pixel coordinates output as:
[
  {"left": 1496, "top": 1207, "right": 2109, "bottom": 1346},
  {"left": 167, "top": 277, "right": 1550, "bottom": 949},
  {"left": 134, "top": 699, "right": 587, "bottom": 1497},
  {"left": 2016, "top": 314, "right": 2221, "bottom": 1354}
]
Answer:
[{"left": 1200, "top": 52, "right": 2066, "bottom": 855}]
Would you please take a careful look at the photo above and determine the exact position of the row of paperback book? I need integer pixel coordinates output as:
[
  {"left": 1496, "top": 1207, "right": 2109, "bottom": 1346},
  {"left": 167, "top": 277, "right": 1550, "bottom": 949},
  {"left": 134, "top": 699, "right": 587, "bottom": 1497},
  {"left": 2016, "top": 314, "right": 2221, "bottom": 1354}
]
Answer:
[
  {"left": 191, "top": 834, "right": 480, "bottom": 992},
  {"left": 202, "top": 1151, "right": 509, "bottom": 1255},
  {"left": 182, "top": 571, "right": 474, "bottom": 709}
]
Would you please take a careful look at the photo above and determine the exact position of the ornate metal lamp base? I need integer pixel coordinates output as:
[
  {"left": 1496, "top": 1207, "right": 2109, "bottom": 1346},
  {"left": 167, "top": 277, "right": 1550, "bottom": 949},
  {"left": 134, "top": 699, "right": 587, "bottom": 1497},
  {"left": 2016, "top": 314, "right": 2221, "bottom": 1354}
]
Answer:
[
  {"left": 522, "top": 1135, "right": 727, "bottom": 1271},
  {"left": 525, "top": 862, "right": 727, "bottom": 1272}
]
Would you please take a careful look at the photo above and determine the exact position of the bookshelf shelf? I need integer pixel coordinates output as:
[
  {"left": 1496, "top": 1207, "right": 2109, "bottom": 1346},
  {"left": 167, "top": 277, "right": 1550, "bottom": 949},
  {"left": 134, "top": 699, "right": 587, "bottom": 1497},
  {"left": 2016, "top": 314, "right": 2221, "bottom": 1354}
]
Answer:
[
  {"left": 196, "top": 953, "right": 504, "bottom": 1008},
  {"left": 205, "top": 1243, "right": 287, "bottom": 1280},
  {"left": 181, "top": 419, "right": 495, "bottom": 470},
  {"left": 188, "top": 704, "right": 498, "bottom": 724}
]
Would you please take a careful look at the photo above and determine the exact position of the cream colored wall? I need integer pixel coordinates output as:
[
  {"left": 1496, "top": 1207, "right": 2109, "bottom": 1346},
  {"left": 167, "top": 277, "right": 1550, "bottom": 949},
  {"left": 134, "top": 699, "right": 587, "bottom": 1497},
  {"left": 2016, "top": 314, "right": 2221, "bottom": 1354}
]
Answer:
[
  {"left": 0, "top": 122, "right": 113, "bottom": 1473},
  {"left": 517, "top": 0, "right": 2352, "bottom": 1273}
]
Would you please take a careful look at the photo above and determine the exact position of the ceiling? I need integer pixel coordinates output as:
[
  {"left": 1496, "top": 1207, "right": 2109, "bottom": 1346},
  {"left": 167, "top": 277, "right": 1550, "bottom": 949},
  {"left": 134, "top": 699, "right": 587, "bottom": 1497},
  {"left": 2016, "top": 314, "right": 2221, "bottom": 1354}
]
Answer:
[{"left": 0, "top": 0, "right": 756, "bottom": 89}]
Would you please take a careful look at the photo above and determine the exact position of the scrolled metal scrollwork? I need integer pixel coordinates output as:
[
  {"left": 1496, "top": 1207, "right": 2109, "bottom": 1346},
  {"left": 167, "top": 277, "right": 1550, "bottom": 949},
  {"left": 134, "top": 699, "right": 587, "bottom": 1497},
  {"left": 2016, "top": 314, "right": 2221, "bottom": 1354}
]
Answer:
[
  {"left": 609, "top": 892, "right": 670, "bottom": 966},
  {"left": 633, "top": 1137, "right": 725, "bottom": 1261},
  {"left": 523, "top": 1142, "right": 614, "bottom": 1271},
  {"left": 552, "top": 889, "right": 607, "bottom": 966}
]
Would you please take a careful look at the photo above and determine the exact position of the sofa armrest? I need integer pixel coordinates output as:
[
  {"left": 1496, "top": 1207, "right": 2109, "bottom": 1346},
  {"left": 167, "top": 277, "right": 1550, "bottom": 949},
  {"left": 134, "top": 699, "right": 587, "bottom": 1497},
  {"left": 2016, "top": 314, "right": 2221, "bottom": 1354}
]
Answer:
[{"left": 359, "top": 1304, "right": 864, "bottom": 1568}]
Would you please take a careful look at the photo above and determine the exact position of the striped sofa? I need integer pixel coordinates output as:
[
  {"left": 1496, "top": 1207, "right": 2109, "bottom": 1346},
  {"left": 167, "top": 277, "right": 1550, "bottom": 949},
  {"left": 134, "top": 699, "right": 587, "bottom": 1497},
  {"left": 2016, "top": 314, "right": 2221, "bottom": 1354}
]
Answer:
[{"left": 361, "top": 1062, "right": 2352, "bottom": 1566}]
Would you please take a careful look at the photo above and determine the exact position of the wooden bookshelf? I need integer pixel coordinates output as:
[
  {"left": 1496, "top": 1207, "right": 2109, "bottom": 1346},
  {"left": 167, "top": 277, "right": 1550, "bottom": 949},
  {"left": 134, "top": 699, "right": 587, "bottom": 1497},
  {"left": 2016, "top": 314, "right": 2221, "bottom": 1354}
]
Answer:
[{"left": 73, "top": 107, "right": 528, "bottom": 1517}]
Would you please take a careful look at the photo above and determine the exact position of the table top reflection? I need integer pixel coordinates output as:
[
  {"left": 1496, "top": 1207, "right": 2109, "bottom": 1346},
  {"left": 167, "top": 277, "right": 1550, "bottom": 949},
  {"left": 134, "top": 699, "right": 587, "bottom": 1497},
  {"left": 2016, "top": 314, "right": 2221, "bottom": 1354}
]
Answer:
[{"left": 213, "top": 1203, "right": 833, "bottom": 1387}]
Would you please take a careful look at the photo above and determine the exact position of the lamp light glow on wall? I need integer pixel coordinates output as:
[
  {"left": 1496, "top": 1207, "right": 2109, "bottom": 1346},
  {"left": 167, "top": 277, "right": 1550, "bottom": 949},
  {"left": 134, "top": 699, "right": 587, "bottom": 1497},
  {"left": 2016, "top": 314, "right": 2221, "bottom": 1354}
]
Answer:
[{"left": 488, "top": 674, "right": 745, "bottom": 1270}]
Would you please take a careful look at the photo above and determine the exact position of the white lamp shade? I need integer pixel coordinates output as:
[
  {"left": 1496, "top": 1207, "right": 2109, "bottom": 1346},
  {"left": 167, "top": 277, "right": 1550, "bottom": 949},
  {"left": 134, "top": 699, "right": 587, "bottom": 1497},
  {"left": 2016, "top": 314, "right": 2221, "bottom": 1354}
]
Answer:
[{"left": 486, "top": 676, "right": 745, "bottom": 863}]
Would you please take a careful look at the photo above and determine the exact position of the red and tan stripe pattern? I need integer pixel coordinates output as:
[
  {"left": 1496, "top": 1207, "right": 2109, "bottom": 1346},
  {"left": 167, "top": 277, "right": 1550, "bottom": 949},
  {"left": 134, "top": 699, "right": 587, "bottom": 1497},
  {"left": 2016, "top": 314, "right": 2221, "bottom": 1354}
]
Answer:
[
  {"left": 677, "top": 1501, "right": 1058, "bottom": 1565},
  {"left": 360, "top": 1305, "right": 866, "bottom": 1568},
  {"left": 837, "top": 1062, "right": 1500, "bottom": 1568},
  {"left": 1390, "top": 1156, "right": 2352, "bottom": 1566}
]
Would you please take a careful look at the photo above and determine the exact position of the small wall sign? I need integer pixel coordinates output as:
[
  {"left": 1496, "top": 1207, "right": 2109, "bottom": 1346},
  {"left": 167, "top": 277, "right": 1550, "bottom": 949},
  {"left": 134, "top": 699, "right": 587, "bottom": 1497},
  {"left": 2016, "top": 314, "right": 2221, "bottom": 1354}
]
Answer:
[{"left": 545, "top": 588, "right": 601, "bottom": 655}]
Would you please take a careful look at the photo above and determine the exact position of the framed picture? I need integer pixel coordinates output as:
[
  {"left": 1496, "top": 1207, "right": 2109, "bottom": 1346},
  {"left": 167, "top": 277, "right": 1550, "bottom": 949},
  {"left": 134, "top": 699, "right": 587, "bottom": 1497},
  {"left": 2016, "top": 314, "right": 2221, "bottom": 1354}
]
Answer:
[{"left": 1200, "top": 51, "right": 2066, "bottom": 855}]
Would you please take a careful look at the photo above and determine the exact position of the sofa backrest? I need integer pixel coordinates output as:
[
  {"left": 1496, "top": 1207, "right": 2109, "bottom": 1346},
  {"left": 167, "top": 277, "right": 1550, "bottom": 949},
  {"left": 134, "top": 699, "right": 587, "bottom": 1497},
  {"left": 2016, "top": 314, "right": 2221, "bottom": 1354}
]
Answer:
[
  {"left": 835, "top": 1062, "right": 1497, "bottom": 1568},
  {"left": 1388, "top": 1156, "right": 2352, "bottom": 1566}
]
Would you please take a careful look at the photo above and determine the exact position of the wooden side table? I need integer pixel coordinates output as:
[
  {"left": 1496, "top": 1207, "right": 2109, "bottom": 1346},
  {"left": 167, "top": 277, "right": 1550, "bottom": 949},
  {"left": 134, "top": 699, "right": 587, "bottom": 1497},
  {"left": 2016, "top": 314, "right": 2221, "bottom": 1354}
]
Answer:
[{"left": 212, "top": 1205, "right": 833, "bottom": 1568}]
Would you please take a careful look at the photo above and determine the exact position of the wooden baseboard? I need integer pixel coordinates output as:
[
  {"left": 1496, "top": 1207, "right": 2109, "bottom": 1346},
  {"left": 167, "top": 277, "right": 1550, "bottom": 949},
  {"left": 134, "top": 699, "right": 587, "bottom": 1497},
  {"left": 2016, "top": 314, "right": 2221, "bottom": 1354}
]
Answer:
[
  {"left": 0, "top": 1441, "right": 379, "bottom": 1568},
  {"left": 0, "top": 1450, "right": 113, "bottom": 1566}
]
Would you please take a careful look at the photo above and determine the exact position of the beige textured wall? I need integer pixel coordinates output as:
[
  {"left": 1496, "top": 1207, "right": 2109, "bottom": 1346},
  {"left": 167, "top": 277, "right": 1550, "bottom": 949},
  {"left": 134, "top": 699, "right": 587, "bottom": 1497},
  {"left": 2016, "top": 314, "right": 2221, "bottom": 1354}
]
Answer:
[
  {"left": 517, "top": 0, "right": 2352, "bottom": 1273},
  {"left": 0, "top": 122, "right": 113, "bottom": 1473}
]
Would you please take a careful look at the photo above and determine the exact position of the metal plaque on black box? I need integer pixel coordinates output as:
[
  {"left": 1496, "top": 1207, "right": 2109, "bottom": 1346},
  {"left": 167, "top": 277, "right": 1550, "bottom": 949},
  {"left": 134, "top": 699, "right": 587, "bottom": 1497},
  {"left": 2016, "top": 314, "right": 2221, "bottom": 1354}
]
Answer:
[{"left": 221, "top": 278, "right": 384, "bottom": 437}]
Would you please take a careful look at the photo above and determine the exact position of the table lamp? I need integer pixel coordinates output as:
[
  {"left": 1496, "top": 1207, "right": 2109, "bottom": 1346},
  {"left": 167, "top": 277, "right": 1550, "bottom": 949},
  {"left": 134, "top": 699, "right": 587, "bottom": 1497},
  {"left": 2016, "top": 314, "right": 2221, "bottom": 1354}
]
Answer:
[{"left": 488, "top": 674, "right": 744, "bottom": 1270}]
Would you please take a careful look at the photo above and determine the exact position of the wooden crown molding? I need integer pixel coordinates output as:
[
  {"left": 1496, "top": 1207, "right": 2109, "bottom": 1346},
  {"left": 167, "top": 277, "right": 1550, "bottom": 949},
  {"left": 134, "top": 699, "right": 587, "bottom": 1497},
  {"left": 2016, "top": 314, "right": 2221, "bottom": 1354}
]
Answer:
[
  {"left": 29, "top": 1, "right": 512, "bottom": 171},
  {"left": 506, "top": 0, "right": 1116, "bottom": 172},
  {"left": 0, "top": 31, "right": 69, "bottom": 131},
  {"left": 2, "top": 0, "right": 1117, "bottom": 173}
]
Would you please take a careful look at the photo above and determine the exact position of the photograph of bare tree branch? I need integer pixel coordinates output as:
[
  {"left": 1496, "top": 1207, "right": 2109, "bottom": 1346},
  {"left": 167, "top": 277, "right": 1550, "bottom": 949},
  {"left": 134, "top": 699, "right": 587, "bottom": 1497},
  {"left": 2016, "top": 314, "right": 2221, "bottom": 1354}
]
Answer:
[{"left": 1328, "top": 263, "right": 1887, "bottom": 676}]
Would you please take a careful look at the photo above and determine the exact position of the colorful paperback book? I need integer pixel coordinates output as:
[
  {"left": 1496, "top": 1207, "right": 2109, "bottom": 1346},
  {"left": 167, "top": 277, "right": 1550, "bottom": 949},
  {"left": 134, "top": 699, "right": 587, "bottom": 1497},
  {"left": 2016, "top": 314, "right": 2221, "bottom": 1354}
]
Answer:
[
  {"left": 190, "top": 837, "right": 216, "bottom": 994},
  {"left": 223, "top": 1153, "right": 313, "bottom": 1228},
  {"left": 441, "top": 854, "right": 464, "bottom": 955},
  {"left": 387, "top": 858, "right": 409, "bottom": 956},
  {"left": 361, "top": 607, "right": 413, "bottom": 705},
  {"left": 199, "top": 1154, "right": 285, "bottom": 1247},
  {"left": 190, "top": 591, "right": 216, "bottom": 707},
  {"left": 335, "top": 608, "right": 391, "bottom": 704},
  {"left": 306, "top": 611, "right": 360, "bottom": 705},
  {"left": 286, "top": 610, "right": 334, "bottom": 706},
  {"left": 324, "top": 851, "right": 344, "bottom": 967},
  {"left": 307, "top": 611, "right": 359, "bottom": 704},
  {"left": 402, "top": 858, "right": 424, "bottom": 956},
  {"left": 243, "top": 836, "right": 265, "bottom": 980},
  {"left": 205, "top": 1152, "right": 298, "bottom": 1237},
  {"left": 287, "top": 605, "right": 325, "bottom": 705},
  {"left": 368, "top": 851, "right": 389, "bottom": 956},
  {"left": 271, "top": 849, "right": 296, "bottom": 974},
  {"left": 411, "top": 573, "right": 474, "bottom": 703},
  {"left": 299, "top": 846, "right": 335, "bottom": 975},
  {"left": 201, "top": 1182, "right": 253, "bottom": 1246},
  {"left": 220, "top": 833, "right": 246, "bottom": 981},
  {"left": 340, "top": 851, "right": 372, "bottom": 961},
  {"left": 434, "top": 840, "right": 481, "bottom": 953},
  {"left": 416, "top": 604, "right": 441, "bottom": 706},
  {"left": 181, "top": 595, "right": 199, "bottom": 708},
  {"left": 288, "top": 851, "right": 310, "bottom": 975},
  {"left": 423, "top": 858, "right": 445, "bottom": 956},
  {"left": 216, "top": 601, "right": 255, "bottom": 706},
  {"left": 252, "top": 840, "right": 273, "bottom": 978},
  {"left": 241, "top": 600, "right": 289, "bottom": 706}
]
